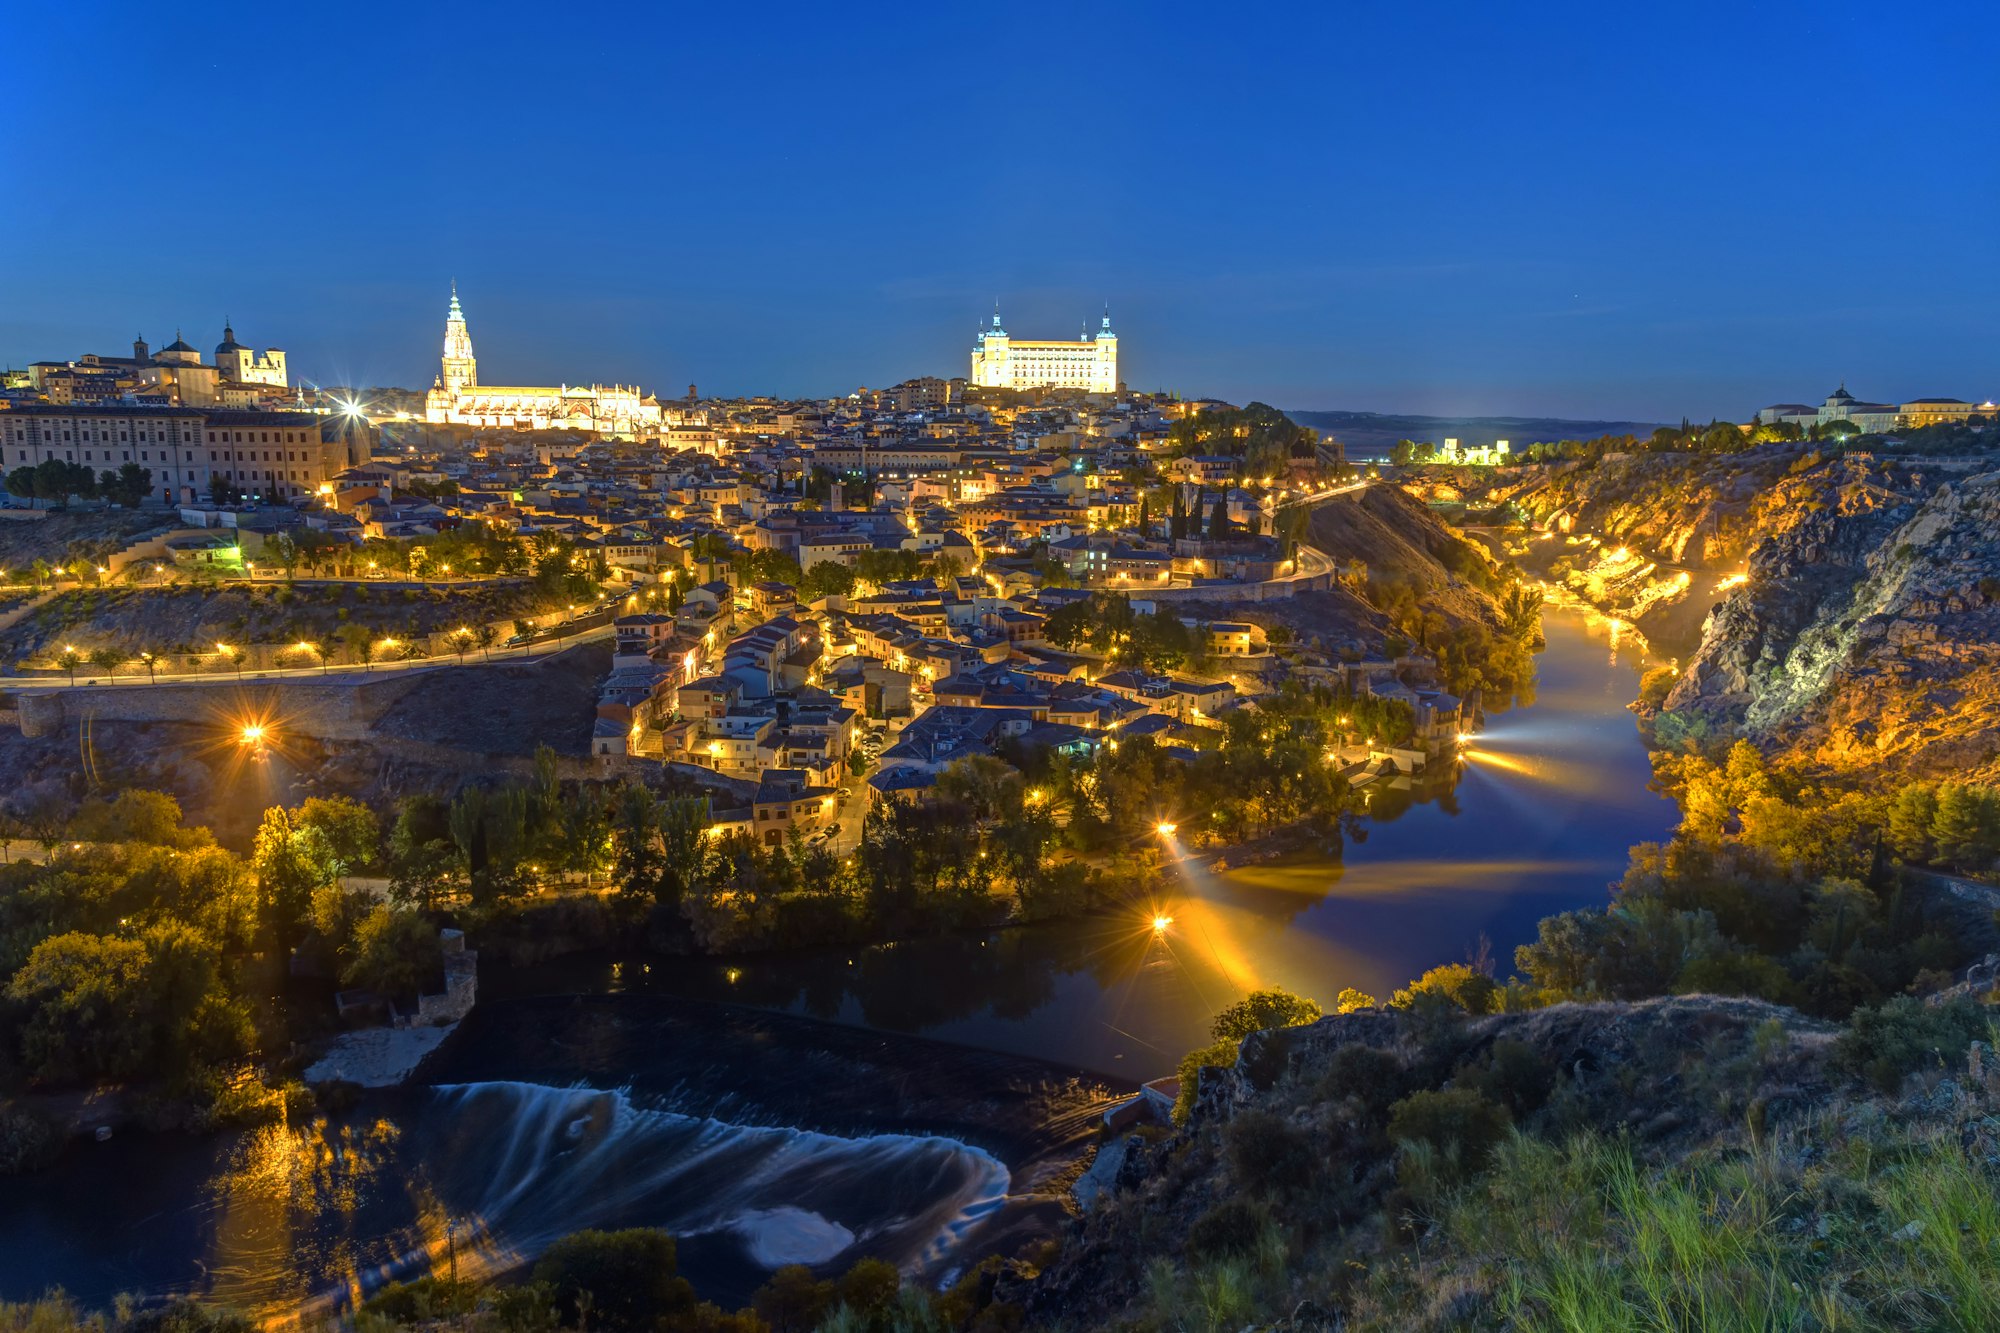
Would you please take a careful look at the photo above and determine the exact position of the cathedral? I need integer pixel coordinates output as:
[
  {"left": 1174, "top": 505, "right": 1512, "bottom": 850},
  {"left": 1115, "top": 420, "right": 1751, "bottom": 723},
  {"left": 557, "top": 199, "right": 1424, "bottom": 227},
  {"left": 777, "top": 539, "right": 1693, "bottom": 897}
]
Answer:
[{"left": 423, "top": 284, "right": 665, "bottom": 435}]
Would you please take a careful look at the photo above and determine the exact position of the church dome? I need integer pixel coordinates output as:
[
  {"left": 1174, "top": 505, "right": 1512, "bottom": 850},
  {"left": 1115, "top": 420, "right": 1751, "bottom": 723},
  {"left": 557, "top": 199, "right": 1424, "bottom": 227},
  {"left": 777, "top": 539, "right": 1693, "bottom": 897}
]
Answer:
[{"left": 216, "top": 322, "right": 245, "bottom": 355}]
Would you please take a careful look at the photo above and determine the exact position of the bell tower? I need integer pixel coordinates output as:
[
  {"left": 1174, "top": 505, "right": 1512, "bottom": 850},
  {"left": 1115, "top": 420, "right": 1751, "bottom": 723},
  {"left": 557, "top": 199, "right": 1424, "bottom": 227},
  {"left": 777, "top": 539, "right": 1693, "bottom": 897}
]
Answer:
[{"left": 441, "top": 281, "right": 477, "bottom": 392}]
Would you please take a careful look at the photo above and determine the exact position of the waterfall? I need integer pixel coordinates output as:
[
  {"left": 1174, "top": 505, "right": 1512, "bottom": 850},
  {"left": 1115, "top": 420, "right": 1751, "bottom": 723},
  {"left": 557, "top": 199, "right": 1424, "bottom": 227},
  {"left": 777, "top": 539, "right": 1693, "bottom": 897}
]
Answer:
[{"left": 421, "top": 1081, "right": 1010, "bottom": 1277}]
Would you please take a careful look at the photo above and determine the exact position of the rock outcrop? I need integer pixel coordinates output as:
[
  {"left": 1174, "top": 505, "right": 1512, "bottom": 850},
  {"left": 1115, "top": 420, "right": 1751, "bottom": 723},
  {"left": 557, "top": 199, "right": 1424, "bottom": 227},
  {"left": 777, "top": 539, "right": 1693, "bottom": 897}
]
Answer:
[
  {"left": 1666, "top": 462, "right": 2000, "bottom": 782},
  {"left": 1436, "top": 443, "right": 2000, "bottom": 784}
]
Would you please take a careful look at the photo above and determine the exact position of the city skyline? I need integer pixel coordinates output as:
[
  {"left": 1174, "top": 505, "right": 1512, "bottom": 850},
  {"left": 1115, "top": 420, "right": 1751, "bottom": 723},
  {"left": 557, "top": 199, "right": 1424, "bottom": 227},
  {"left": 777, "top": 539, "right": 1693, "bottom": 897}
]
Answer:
[{"left": 5, "top": 1, "right": 1998, "bottom": 419}]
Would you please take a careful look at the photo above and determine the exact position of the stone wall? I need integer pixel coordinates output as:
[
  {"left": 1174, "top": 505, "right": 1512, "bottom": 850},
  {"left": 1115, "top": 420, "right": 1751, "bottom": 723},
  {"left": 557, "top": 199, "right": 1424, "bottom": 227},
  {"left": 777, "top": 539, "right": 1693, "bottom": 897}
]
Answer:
[{"left": 13, "top": 672, "right": 423, "bottom": 738}]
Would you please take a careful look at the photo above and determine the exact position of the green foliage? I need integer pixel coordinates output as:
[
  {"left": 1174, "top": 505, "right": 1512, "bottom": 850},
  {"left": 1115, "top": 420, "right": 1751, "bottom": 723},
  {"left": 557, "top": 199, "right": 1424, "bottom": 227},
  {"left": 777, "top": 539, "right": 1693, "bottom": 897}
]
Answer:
[
  {"left": 292, "top": 796, "right": 380, "bottom": 871},
  {"left": 341, "top": 908, "right": 439, "bottom": 1001},
  {"left": 0, "top": 1103, "right": 59, "bottom": 1174},
  {"left": 531, "top": 1228, "right": 695, "bottom": 1331},
  {"left": 1314, "top": 1043, "right": 1408, "bottom": 1122},
  {"left": 1174, "top": 1037, "right": 1241, "bottom": 1127},
  {"left": 798, "top": 559, "right": 856, "bottom": 601},
  {"left": 5, "top": 925, "right": 249, "bottom": 1085},
  {"left": 1386, "top": 1087, "right": 1511, "bottom": 1180},
  {"left": 1459, "top": 1039, "right": 1555, "bottom": 1117},
  {"left": 1210, "top": 988, "right": 1323, "bottom": 1042},
  {"left": 1392, "top": 963, "right": 1496, "bottom": 1015},
  {"left": 1833, "top": 995, "right": 1991, "bottom": 1093},
  {"left": 1186, "top": 1196, "right": 1277, "bottom": 1262},
  {"left": 1224, "top": 1107, "right": 1318, "bottom": 1199},
  {"left": 1164, "top": 402, "right": 1317, "bottom": 478}
]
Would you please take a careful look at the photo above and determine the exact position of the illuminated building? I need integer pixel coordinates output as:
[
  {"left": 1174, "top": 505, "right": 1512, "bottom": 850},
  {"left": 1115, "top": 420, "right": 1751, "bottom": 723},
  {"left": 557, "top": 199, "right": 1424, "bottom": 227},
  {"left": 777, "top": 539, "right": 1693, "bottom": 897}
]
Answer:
[
  {"left": 213, "top": 322, "right": 288, "bottom": 387},
  {"left": 1756, "top": 385, "right": 1998, "bottom": 434},
  {"left": 0, "top": 404, "right": 369, "bottom": 504},
  {"left": 423, "top": 284, "right": 665, "bottom": 435},
  {"left": 970, "top": 308, "right": 1118, "bottom": 394}
]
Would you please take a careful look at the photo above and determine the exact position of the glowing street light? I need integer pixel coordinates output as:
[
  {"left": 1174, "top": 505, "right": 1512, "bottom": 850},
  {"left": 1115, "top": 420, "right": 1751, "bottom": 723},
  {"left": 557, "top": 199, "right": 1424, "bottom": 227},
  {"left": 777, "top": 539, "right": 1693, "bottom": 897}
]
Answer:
[
  {"left": 1155, "top": 822, "right": 1178, "bottom": 836},
  {"left": 215, "top": 642, "right": 242, "bottom": 679},
  {"left": 1151, "top": 914, "right": 1173, "bottom": 935}
]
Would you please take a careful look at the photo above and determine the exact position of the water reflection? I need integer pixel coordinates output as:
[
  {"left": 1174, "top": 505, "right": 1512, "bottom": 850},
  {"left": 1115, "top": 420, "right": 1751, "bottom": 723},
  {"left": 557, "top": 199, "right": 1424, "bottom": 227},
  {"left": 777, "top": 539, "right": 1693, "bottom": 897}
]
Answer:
[{"left": 513, "top": 609, "right": 1676, "bottom": 1077}]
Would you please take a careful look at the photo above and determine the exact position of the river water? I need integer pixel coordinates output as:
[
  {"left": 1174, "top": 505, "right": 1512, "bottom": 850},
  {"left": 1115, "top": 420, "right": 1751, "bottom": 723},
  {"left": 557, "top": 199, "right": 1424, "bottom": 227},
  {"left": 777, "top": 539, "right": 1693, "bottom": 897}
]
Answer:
[
  {"left": 500, "top": 607, "right": 1676, "bottom": 1077},
  {"left": 0, "top": 608, "right": 1674, "bottom": 1314}
]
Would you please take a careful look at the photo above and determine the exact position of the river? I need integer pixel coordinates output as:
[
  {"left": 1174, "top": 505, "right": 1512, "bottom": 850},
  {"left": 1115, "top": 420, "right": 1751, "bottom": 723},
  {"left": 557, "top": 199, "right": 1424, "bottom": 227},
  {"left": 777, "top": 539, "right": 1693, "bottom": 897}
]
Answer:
[{"left": 0, "top": 607, "right": 1675, "bottom": 1315}]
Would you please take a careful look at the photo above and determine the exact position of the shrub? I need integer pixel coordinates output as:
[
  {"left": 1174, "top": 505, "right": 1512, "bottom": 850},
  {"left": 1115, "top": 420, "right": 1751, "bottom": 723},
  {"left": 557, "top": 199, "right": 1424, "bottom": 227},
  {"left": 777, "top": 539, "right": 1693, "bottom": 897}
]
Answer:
[
  {"left": 0, "top": 1103, "right": 60, "bottom": 1175},
  {"left": 1186, "top": 1197, "right": 1274, "bottom": 1262},
  {"left": 532, "top": 1228, "right": 694, "bottom": 1331},
  {"left": 1333, "top": 987, "right": 1378, "bottom": 1013},
  {"left": 1314, "top": 1044, "right": 1408, "bottom": 1122},
  {"left": 1461, "top": 1039, "right": 1556, "bottom": 1117},
  {"left": 1833, "top": 995, "right": 1991, "bottom": 1093},
  {"left": 1392, "top": 963, "right": 1496, "bottom": 1015},
  {"left": 1387, "top": 1088, "right": 1511, "bottom": 1179},
  {"left": 1224, "top": 1108, "right": 1317, "bottom": 1198},
  {"left": 1173, "top": 1037, "right": 1240, "bottom": 1127},
  {"left": 753, "top": 1264, "right": 834, "bottom": 1333},
  {"left": 360, "top": 1276, "right": 476, "bottom": 1323},
  {"left": 1210, "top": 988, "right": 1323, "bottom": 1041},
  {"left": 832, "top": 1258, "right": 900, "bottom": 1323}
]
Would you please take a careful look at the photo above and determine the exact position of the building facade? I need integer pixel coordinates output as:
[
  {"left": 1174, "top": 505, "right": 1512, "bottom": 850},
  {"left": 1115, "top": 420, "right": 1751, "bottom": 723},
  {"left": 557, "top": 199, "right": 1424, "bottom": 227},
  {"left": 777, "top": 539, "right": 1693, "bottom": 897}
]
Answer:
[
  {"left": 213, "top": 323, "right": 287, "bottom": 387},
  {"left": 969, "top": 309, "right": 1118, "bottom": 394},
  {"left": 423, "top": 284, "right": 666, "bottom": 436},
  {"left": 1756, "top": 385, "right": 1998, "bottom": 435},
  {"left": 0, "top": 404, "right": 369, "bottom": 504},
  {"left": 27, "top": 324, "right": 289, "bottom": 408}
]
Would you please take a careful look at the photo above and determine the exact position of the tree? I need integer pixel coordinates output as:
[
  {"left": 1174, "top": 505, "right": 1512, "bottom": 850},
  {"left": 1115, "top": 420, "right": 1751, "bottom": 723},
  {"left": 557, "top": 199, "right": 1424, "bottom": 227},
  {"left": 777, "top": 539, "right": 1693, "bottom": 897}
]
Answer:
[
  {"left": 340, "top": 622, "right": 377, "bottom": 671},
  {"left": 251, "top": 807, "right": 343, "bottom": 952},
  {"left": 798, "top": 560, "right": 857, "bottom": 601},
  {"left": 1210, "top": 988, "right": 1323, "bottom": 1041},
  {"left": 294, "top": 795, "right": 380, "bottom": 870},
  {"left": 1888, "top": 781, "right": 1939, "bottom": 863},
  {"left": 86, "top": 647, "right": 128, "bottom": 680},
  {"left": 6, "top": 924, "right": 248, "bottom": 1084},
  {"left": 98, "top": 464, "right": 152, "bottom": 508},
  {"left": 268, "top": 533, "right": 300, "bottom": 582},
  {"left": 342, "top": 907, "right": 438, "bottom": 1001},
  {"left": 1931, "top": 783, "right": 2000, "bottom": 872},
  {"left": 55, "top": 645, "right": 82, "bottom": 683},
  {"left": 5, "top": 467, "right": 38, "bottom": 509},
  {"left": 1207, "top": 494, "right": 1230, "bottom": 539},
  {"left": 532, "top": 1229, "right": 695, "bottom": 1331},
  {"left": 470, "top": 622, "right": 498, "bottom": 660},
  {"left": 388, "top": 794, "right": 458, "bottom": 910}
]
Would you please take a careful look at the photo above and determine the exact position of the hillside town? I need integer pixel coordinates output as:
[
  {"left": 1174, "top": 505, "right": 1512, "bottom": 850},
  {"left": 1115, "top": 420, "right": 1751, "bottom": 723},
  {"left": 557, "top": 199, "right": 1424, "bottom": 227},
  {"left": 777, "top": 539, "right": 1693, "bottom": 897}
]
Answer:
[{"left": 0, "top": 296, "right": 1483, "bottom": 861}]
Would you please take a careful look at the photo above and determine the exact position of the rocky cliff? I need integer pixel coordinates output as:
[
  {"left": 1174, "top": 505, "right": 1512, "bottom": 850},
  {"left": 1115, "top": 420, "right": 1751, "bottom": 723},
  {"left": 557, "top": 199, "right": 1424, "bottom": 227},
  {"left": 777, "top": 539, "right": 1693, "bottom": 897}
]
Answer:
[
  {"left": 1667, "top": 458, "right": 2000, "bottom": 782},
  {"left": 1433, "top": 442, "right": 2000, "bottom": 783}
]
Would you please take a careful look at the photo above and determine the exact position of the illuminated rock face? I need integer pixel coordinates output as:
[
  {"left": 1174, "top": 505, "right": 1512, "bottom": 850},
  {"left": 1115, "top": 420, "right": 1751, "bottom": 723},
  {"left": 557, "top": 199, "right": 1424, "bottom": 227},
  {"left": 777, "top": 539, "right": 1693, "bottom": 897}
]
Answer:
[
  {"left": 422, "top": 284, "right": 665, "bottom": 436},
  {"left": 1663, "top": 466, "right": 2000, "bottom": 783}
]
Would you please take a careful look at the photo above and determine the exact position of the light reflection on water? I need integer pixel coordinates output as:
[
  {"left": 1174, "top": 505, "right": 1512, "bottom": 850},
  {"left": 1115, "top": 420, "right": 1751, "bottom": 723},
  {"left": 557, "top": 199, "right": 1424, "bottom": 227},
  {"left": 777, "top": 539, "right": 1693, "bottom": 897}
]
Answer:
[{"left": 518, "top": 607, "right": 1678, "bottom": 1079}]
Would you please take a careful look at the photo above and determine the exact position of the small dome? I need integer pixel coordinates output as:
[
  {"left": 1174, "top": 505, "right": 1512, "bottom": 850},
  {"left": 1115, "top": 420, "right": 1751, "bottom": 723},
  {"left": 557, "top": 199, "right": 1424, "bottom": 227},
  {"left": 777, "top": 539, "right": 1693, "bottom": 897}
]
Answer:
[{"left": 216, "top": 323, "right": 244, "bottom": 354}]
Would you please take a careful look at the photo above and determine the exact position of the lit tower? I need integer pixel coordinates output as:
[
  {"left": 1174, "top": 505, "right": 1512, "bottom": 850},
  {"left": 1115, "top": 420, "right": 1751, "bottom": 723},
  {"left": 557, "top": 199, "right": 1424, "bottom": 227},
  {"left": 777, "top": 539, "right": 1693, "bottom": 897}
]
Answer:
[{"left": 441, "top": 281, "right": 477, "bottom": 392}]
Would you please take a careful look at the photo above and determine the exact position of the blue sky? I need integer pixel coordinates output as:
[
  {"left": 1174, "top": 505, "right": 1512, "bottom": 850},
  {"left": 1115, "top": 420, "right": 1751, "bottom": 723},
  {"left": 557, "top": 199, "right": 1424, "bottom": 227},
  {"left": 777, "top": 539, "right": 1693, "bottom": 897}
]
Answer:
[{"left": 4, "top": 0, "right": 1995, "bottom": 420}]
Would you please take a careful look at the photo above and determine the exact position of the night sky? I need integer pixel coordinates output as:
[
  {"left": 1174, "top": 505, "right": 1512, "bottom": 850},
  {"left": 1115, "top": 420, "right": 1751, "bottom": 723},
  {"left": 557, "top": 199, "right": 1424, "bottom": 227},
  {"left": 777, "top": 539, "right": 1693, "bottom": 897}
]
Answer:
[{"left": 5, "top": 0, "right": 1995, "bottom": 420}]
